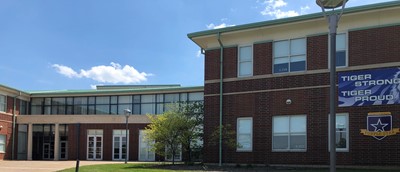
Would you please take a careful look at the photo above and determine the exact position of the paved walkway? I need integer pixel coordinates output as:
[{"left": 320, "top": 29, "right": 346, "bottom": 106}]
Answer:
[{"left": 0, "top": 160, "right": 121, "bottom": 172}]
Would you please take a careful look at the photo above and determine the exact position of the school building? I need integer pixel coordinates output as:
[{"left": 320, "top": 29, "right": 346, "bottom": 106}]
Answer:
[
  {"left": 188, "top": 1, "right": 400, "bottom": 166},
  {"left": 0, "top": 84, "right": 203, "bottom": 161}
]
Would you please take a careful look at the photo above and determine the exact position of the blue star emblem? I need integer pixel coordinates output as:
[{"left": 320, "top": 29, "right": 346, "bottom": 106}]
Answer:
[{"left": 370, "top": 119, "right": 388, "bottom": 132}]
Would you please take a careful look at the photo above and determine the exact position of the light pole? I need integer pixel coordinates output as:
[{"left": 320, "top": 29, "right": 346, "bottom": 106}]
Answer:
[
  {"left": 124, "top": 109, "right": 131, "bottom": 164},
  {"left": 316, "top": 1, "right": 347, "bottom": 172}
]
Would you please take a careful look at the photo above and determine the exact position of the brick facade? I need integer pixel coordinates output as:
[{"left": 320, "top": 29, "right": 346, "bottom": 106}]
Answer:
[
  {"left": 0, "top": 96, "right": 21, "bottom": 160},
  {"left": 203, "top": 25, "right": 400, "bottom": 165},
  {"left": 67, "top": 123, "right": 149, "bottom": 161}
]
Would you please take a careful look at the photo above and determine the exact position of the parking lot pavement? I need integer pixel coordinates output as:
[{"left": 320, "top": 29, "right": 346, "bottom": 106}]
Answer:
[{"left": 0, "top": 160, "right": 120, "bottom": 172}]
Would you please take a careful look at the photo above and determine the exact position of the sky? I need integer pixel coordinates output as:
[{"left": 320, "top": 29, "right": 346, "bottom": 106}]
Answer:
[{"left": 0, "top": 0, "right": 394, "bottom": 91}]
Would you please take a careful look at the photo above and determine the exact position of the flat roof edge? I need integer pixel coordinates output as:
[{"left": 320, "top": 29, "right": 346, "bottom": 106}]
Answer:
[
  {"left": 187, "top": 1, "right": 400, "bottom": 38},
  {"left": 29, "top": 86, "right": 204, "bottom": 96}
]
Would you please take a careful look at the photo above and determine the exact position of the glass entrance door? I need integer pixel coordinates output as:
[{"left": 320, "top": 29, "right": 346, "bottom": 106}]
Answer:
[
  {"left": 87, "top": 130, "right": 103, "bottom": 160},
  {"left": 60, "top": 141, "right": 68, "bottom": 160},
  {"left": 138, "top": 130, "right": 155, "bottom": 161},
  {"left": 113, "top": 135, "right": 127, "bottom": 160},
  {"left": 42, "top": 143, "right": 54, "bottom": 160}
]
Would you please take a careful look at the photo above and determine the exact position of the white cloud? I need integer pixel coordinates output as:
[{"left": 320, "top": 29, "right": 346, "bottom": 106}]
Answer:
[
  {"left": 300, "top": 6, "right": 310, "bottom": 15},
  {"left": 206, "top": 23, "right": 235, "bottom": 29},
  {"left": 196, "top": 50, "right": 202, "bottom": 58},
  {"left": 52, "top": 62, "right": 152, "bottom": 84},
  {"left": 90, "top": 85, "right": 97, "bottom": 89},
  {"left": 52, "top": 64, "right": 79, "bottom": 78},
  {"left": 260, "top": 0, "right": 300, "bottom": 19}
]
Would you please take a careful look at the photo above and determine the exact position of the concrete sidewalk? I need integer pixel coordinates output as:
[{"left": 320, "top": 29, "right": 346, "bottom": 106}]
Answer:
[{"left": 0, "top": 160, "right": 121, "bottom": 172}]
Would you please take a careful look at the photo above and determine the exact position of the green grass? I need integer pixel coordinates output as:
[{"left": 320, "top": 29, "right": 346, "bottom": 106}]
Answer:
[
  {"left": 58, "top": 163, "right": 399, "bottom": 172},
  {"left": 58, "top": 163, "right": 179, "bottom": 172}
]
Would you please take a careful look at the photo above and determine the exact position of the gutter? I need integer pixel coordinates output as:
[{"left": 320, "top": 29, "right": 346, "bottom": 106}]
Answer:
[
  {"left": 217, "top": 32, "right": 224, "bottom": 166},
  {"left": 12, "top": 91, "right": 21, "bottom": 160}
]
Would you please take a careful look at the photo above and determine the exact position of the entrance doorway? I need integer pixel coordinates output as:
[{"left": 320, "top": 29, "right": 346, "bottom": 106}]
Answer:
[
  {"left": 60, "top": 141, "right": 68, "bottom": 160},
  {"left": 112, "top": 130, "right": 128, "bottom": 161},
  {"left": 138, "top": 130, "right": 155, "bottom": 161},
  {"left": 87, "top": 130, "right": 103, "bottom": 160}
]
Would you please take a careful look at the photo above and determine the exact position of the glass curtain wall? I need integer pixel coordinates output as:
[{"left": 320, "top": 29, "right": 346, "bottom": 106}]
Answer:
[{"left": 29, "top": 92, "right": 203, "bottom": 115}]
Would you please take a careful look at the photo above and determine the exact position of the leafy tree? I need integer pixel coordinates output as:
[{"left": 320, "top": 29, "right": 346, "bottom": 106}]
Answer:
[
  {"left": 208, "top": 124, "right": 239, "bottom": 150},
  {"left": 179, "top": 102, "right": 204, "bottom": 163},
  {"left": 144, "top": 102, "right": 204, "bottom": 164}
]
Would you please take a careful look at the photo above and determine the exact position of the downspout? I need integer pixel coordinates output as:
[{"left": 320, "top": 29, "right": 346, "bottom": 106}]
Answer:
[
  {"left": 217, "top": 32, "right": 224, "bottom": 166},
  {"left": 12, "top": 91, "right": 21, "bottom": 160}
]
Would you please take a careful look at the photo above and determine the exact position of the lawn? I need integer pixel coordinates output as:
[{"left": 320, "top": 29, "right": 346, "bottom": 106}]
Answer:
[{"left": 58, "top": 163, "right": 399, "bottom": 172}]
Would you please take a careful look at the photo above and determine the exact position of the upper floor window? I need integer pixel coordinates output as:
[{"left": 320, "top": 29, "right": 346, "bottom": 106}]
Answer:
[
  {"left": 334, "top": 33, "right": 347, "bottom": 67},
  {"left": 20, "top": 100, "right": 28, "bottom": 115},
  {"left": 273, "top": 38, "right": 306, "bottom": 73},
  {"left": 238, "top": 45, "right": 253, "bottom": 77},
  {"left": 0, "top": 95, "right": 6, "bottom": 112}
]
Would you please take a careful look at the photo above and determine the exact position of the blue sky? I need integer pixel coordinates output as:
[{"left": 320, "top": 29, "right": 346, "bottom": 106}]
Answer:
[{"left": 0, "top": 0, "right": 393, "bottom": 91}]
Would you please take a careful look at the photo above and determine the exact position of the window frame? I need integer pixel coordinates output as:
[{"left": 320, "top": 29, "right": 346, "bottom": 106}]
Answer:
[
  {"left": 236, "top": 117, "right": 253, "bottom": 152},
  {"left": 237, "top": 45, "right": 253, "bottom": 77},
  {"left": 0, "top": 94, "right": 6, "bottom": 113},
  {"left": 0, "top": 134, "right": 5, "bottom": 153},
  {"left": 273, "top": 38, "right": 307, "bottom": 74},
  {"left": 328, "top": 33, "right": 348, "bottom": 68},
  {"left": 329, "top": 113, "right": 349, "bottom": 152},
  {"left": 272, "top": 115, "right": 307, "bottom": 152}
]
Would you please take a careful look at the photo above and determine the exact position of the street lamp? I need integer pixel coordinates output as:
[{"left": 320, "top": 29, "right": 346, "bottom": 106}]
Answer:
[
  {"left": 124, "top": 108, "right": 131, "bottom": 164},
  {"left": 316, "top": 1, "right": 348, "bottom": 172}
]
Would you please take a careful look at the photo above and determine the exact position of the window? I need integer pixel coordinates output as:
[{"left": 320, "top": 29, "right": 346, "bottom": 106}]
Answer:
[
  {"left": 333, "top": 33, "right": 347, "bottom": 67},
  {"left": 0, "top": 95, "right": 6, "bottom": 112},
  {"left": 31, "top": 98, "right": 44, "bottom": 114},
  {"left": 141, "top": 95, "right": 156, "bottom": 114},
  {"left": 329, "top": 113, "right": 349, "bottom": 152},
  {"left": 273, "top": 115, "right": 306, "bottom": 151},
  {"left": 20, "top": 100, "right": 28, "bottom": 115},
  {"left": 165, "top": 145, "right": 182, "bottom": 161},
  {"left": 0, "top": 134, "right": 5, "bottom": 152},
  {"left": 273, "top": 38, "right": 306, "bottom": 73},
  {"left": 118, "top": 96, "right": 132, "bottom": 115},
  {"left": 237, "top": 117, "right": 252, "bottom": 151},
  {"left": 238, "top": 45, "right": 253, "bottom": 77}
]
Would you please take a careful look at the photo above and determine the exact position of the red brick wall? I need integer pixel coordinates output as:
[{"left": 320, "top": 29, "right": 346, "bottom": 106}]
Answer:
[
  {"left": 0, "top": 115, "right": 12, "bottom": 160},
  {"left": 205, "top": 49, "right": 220, "bottom": 80},
  {"left": 67, "top": 123, "right": 149, "bottom": 161},
  {"left": 307, "top": 34, "right": 328, "bottom": 70},
  {"left": 204, "top": 47, "right": 238, "bottom": 81},
  {"left": 0, "top": 96, "right": 20, "bottom": 160},
  {"left": 203, "top": 25, "right": 400, "bottom": 165},
  {"left": 254, "top": 42, "right": 272, "bottom": 75},
  {"left": 223, "top": 47, "right": 238, "bottom": 79},
  {"left": 349, "top": 25, "right": 400, "bottom": 66}
]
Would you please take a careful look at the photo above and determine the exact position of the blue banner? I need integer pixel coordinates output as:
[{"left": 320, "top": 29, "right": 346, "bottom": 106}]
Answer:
[{"left": 338, "top": 67, "right": 400, "bottom": 107}]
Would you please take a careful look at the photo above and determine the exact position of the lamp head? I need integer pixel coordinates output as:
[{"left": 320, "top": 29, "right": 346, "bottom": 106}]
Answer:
[
  {"left": 316, "top": 0, "right": 347, "bottom": 9},
  {"left": 124, "top": 109, "right": 131, "bottom": 116}
]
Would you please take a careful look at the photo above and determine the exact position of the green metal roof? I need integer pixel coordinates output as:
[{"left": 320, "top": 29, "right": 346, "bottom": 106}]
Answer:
[
  {"left": 187, "top": 1, "right": 400, "bottom": 39},
  {"left": 28, "top": 85, "right": 204, "bottom": 97}
]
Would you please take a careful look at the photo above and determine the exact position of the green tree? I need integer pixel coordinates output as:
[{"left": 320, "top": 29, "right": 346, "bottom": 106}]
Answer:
[
  {"left": 144, "top": 102, "right": 204, "bottom": 164},
  {"left": 208, "top": 124, "right": 238, "bottom": 150},
  {"left": 179, "top": 102, "right": 204, "bottom": 163}
]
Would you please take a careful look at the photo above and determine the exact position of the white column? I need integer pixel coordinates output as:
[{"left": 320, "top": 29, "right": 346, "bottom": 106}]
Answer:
[
  {"left": 27, "top": 123, "right": 33, "bottom": 160},
  {"left": 54, "top": 123, "right": 59, "bottom": 160}
]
